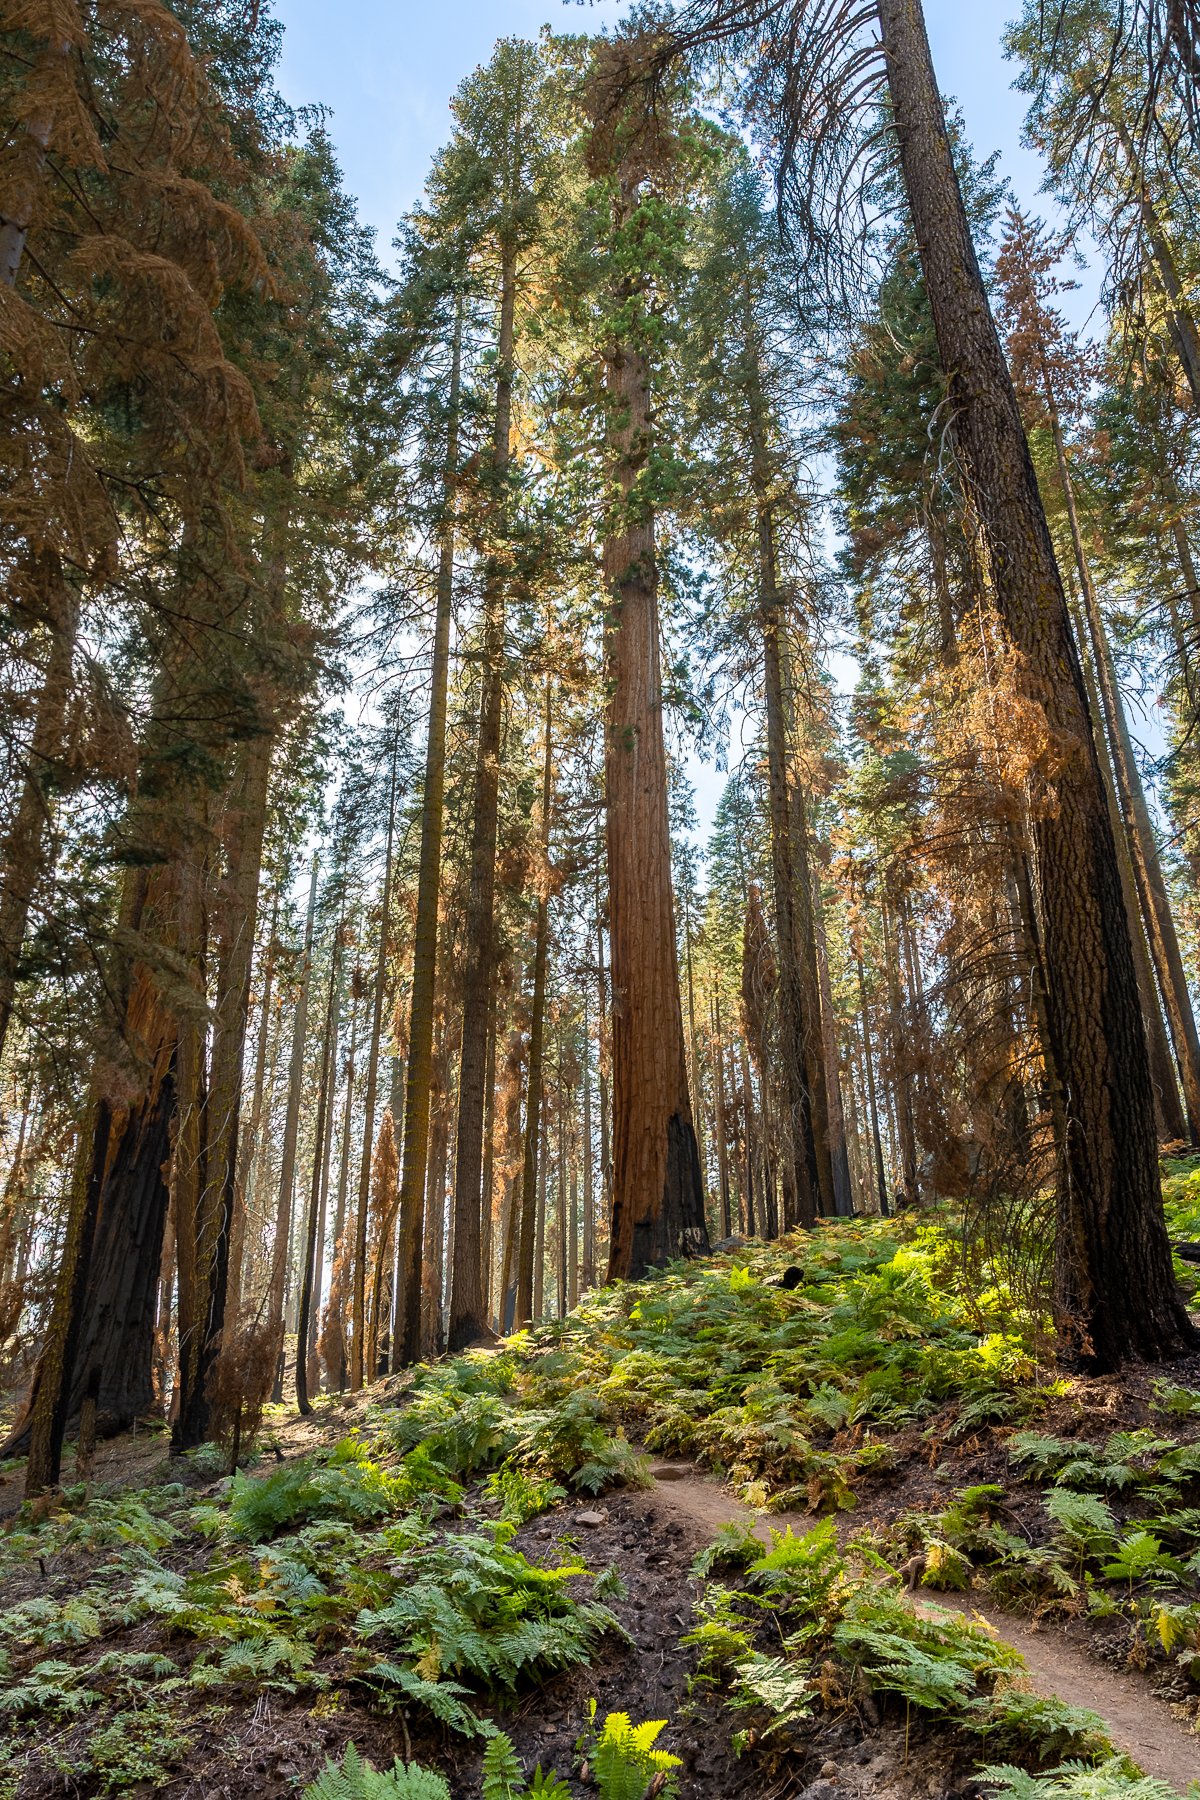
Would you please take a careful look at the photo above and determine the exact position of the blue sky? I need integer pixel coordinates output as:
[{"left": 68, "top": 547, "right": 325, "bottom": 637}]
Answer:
[{"left": 273, "top": 1, "right": 1063, "bottom": 276}]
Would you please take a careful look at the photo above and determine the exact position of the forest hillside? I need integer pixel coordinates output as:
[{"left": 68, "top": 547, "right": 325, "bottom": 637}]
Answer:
[{"left": 2, "top": 0, "right": 1200, "bottom": 1795}]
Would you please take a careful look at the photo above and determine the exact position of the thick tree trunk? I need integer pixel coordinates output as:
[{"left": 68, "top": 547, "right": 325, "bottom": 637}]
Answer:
[
  {"left": 601, "top": 210, "right": 707, "bottom": 1279},
  {"left": 877, "top": 0, "right": 1194, "bottom": 1364},
  {"left": 400, "top": 302, "right": 463, "bottom": 1364},
  {"left": 448, "top": 243, "right": 517, "bottom": 1351}
]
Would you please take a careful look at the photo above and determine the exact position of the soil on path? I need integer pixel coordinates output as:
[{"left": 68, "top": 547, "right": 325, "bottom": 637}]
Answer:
[{"left": 644, "top": 1461, "right": 1200, "bottom": 1793}]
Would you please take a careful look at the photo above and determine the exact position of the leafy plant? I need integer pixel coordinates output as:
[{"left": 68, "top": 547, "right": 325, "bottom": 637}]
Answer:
[
  {"left": 480, "top": 1733, "right": 570, "bottom": 1800},
  {"left": 303, "top": 1743, "right": 450, "bottom": 1800},
  {"left": 482, "top": 1466, "right": 566, "bottom": 1525},
  {"left": 354, "top": 1528, "right": 623, "bottom": 1731},
  {"left": 978, "top": 1760, "right": 1182, "bottom": 1800},
  {"left": 581, "top": 1706, "right": 682, "bottom": 1800}
]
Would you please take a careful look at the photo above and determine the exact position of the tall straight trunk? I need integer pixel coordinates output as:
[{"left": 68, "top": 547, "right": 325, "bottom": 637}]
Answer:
[
  {"left": 533, "top": 1120, "right": 547, "bottom": 1320},
  {"left": 169, "top": 830, "right": 207, "bottom": 1441},
  {"left": 479, "top": 987, "right": 499, "bottom": 1322},
  {"left": 745, "top": 327, "right": 831, "bottom": 1223},
  {"left": 581, "top": 993, "right": 596, "bottom": 1290},
  {"left": 267, "top": 857, "right": 319, "bottom": 1373},
  {"left": 711, "top": 988, "right": 733, "bottom": 1237},
  {"left": 856, "top": 951, "right": 890, "bottom": 1217},
  {"left": 814, "top": 890, "right": 854, "bottom": 1216},
  {"left": 351, "top": 751, "right": 397, "bottom": 1389},
  {"left": 1045, "top": 391, "right": 1200, "bottom": 1140},
  {"left": 516, "top": 682, "right": 554, "bottom": 1325},
  {"left": 877, "top": 0, "right": 1193, "bottom": 1364},
  {"left": 296, "top": 927, "right": 341, "bottom": 1414},
  {"left": 227, "top": 893, "right": 278, "bottom": 1323},
  {"left": 880, "top": 891, "right": 919, "bottom": 1202},
  {"left": 738, "top": 1040, "right": 757, "bottom": 1237},
  {"left": 556, "top": 1061, "right": 568, "bottom": 1316},
  {"left": 176, "top": 727, "right": 274, "bottom": 1448},
  {"left": 568, "top": 1152, "right": 579, "bottom": 1309},
  {"left": 600, "top": 177, "right": 707, "bottom": 1280},
  {"left": 308, "top": 967, "right": 341, "bottom": 1393},
  {"left": 681, "top": 889, "right": 708, "bottom": 1205},
  {"left": 325, "top": 971, "right": 360, "bottom": 1392},
  {"left": 595, "top": 863, "right": 612, "bottom": 1237},
  {"left": 449, "top": 242, "right": 517, "bottom": 1351},
  {"left": 398, "top": 301, "right": 463, "bottom": 1365},
  {"left": 0, "top": 575, "right": 77, "bottom": 1069},
  {"left": 1067, "top": 579, "right": 1184, "bottom": 1142}
]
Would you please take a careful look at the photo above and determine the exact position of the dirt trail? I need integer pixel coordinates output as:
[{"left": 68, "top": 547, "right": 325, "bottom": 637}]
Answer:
[{"left": 644, "top": 1462, "right": 1200, "bottom": 1793}]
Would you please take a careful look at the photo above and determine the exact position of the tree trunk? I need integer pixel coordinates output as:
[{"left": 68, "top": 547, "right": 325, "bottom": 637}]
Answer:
[
  {"left": 581, "top": 992, "right": 596, "bottom": 1290},
  {"left": 877, "top": 0, "right": 1194, "bottom": 1364},
  {"left": 448, "top": 242, "right": 517, "bottom": 1352},
  {"left": 296, "top": 926, "right": 341, "bottom": 1414},
  {"left": 175, "top": 727, "right": 274, "bottom": 1448},
  {"left": 399, "top": 299, "right": 463, "bottom": 1364},
  {"left": 351, "top": 752, "right": 397, "bottom": 1389},
  {"left": 601, "top": 180, "right": 707, "bottom": 1280},
  {"left": 1046, "top": 400, "right": 1200, "bottom": 1140},
  {"left": 266, "top": 856, "right": 318, "bottom": 1391}
]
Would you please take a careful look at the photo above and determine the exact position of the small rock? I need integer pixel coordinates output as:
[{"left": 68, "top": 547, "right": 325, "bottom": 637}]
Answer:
[
  {"left": 820, "top": 1762, "right": 840, "bottom": 1779},
  {"left": 649, "top": 1463, "right": 693, "bottom": 1481},
  {"left": 577, "top": 1509, "right": 606, "bottom": 1527}
]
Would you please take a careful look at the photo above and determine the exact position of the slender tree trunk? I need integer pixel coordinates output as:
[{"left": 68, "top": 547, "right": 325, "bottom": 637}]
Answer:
[
  {"left": 296, "top": 927, "right": 341, "bottom": 1414},
  {"left": 352, "top": 751, "right": 397, "bottom": 1389},
  {"left": 516, "top": 692, "right": 554, "bottom": 1326},
  {"left": 227, "top": 893, "right": 278, "bottom": 1325},
  {"left": 581, "top": 992, "right": 596, "bottom": 1289},
  {"left": 856, "top": 951, "right": 890, "bottom": 1218},
  {"left": 399, "top": 300, "right": 463, "bottom": 1364},
  {"left": 479, "top": 987, "right": 498, "bottom": 1324},
  {"left": 1045, "top": 392, "right": 1200, "bottom": 1139},
  {"left": 877, "top": 0, "right": 1194, "bottom": 1364},
  {"left": 267, "top": 857, "right": 319, "bottom": 1394},
  {"left": 449, "top": 242, "right": 517, "bottom": 1351},
  {"left": 711, "top": 988, "right": 733, "bottom": 1237}
]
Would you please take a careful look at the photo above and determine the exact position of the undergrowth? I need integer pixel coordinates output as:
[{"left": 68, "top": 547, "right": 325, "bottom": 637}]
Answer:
[{"left": 3, "top": 1198, "right": 1199, "bottom": 1795}]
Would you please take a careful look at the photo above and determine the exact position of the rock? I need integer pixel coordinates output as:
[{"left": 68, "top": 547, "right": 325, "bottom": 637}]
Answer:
[
  {"left": 820, "top": 1762, "right": 840, "bottom": 1779},
  {"left": 649, "top": 1462, "right": 693, "bottom": 1481},
  {"left": 576, "top": 1509, "right": 606, "bottom": 1527}
]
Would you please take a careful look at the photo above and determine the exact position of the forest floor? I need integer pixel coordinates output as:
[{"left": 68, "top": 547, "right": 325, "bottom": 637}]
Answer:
[{"left": 4, "top": 1162, "right": 1200, "bottom": 1800}]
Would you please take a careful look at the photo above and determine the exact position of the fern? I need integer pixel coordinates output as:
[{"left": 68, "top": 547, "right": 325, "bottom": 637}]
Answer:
[
  {"left": 977, "top": 1759, "right": 1182, "bottom": 1800},
  {"left": 729, "top": 1653, "right": 814, "bottom": 1735},
  {"left": 480, "top": 1732, "right": 570, "bottom": 1800},
  {"left": 583, "top": 1707, "right": 682, "bottom": 1800},
  {"left": 303, "top": 1743, "right": 450, "bottom": 1800}
]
